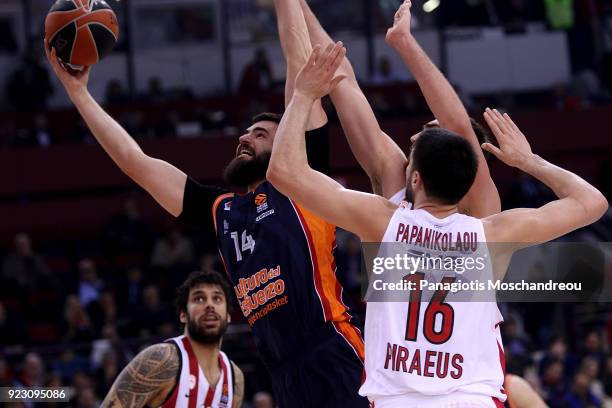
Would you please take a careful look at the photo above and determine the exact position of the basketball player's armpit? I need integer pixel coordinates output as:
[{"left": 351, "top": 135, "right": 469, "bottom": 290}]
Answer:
[
  {"left": 231, "top": 362, "right": 245, "bottom": 408},
  {"left": 101, "top": 343, "right": 179, "bottom": 408}
]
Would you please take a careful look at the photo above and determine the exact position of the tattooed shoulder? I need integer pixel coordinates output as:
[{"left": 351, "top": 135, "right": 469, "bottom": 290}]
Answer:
[{"left": 101, "top": 343, "right": 179, "bottom": 408}]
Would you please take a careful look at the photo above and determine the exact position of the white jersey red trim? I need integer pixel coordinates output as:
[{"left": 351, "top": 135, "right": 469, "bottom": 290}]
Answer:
[
  {"left": 359, "top": 203, "right": 506, "bottom": 405},
  {"left": 161, "top": 335, "right": 234, "bottom": 408}
]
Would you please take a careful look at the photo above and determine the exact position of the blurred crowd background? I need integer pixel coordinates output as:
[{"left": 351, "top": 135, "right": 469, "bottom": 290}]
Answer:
[{"left": 1, "top": 0, "right": 612, "bottom": 406}]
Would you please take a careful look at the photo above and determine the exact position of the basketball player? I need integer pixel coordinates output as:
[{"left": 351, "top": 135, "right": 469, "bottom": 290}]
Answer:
[
  {"left": 297, "top": 0, "right": 500, "bottom": 217},
  {"left": 266, "top": 42, "right": 608, "bottom": 407},
  {"left": 43, "top": 4, "right": 369, "bottom": 404},
  {"left": 100, "top": 270, "right": 244, "bottom": 408}
]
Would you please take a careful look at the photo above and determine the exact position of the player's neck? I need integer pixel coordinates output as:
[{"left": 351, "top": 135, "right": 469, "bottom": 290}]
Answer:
[
  {"left": 247, "top": 178, "right": 266, "bottom": 193},
  {"left": 412, "top": 200, "right": 458, "bottom": 219},
  {"left": 189, "top": 337, "right": 221, "bottom": 374}
]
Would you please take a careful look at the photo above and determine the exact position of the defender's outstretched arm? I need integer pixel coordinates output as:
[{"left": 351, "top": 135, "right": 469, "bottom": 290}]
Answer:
[
  {"left": 482, "top": 109, "right": 607, "bottom": 246},
  {"left": 45, "top": 43, "right": 188, "bottom": 217},
  {"left": 386, "top": 0, "right": 500, "bottom": 217},
  {"left": 267, "top": 44, "right": 395, "bottom": 242},
  {"left": 274, "top": 0, "right": 327, "bottom": 130},
  {"left": 299, "top": 0, "right": 407, "bottom": 198}
]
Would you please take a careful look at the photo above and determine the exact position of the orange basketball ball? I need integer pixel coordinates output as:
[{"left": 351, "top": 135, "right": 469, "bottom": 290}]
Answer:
[{"left": 45, "top": 0, "right": 119, "bottom": 68}]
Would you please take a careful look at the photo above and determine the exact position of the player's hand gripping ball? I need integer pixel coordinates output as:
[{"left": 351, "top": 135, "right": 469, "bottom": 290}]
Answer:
[{"left": 45, "top": 0, "right": 119, "bottom": 70}]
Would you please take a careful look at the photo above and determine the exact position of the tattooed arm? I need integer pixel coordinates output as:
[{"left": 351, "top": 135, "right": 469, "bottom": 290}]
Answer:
[
  {"left": 101, "top": 343, "right": 180, "bottom": 408},
  {"left": 231, "top": 362, "right": 245, "bottom": 408}
]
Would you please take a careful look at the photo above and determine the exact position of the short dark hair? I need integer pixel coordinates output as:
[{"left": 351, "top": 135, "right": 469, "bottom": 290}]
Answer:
[
  {"left": 252, "top": 112, "right": 282, "bottom": 124},
  {"left": 175, "top": 270, "right": 233, "bottom": 316},
  {"left": 469, "top": 117, "right": 492, "bottom": 160},
  {"left": 411, "top": 128, "right": 478, "bottom": 205}
]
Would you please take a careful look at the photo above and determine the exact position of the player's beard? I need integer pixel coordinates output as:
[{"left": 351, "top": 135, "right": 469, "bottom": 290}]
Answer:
[
  {"left": 405, "top": 181, "right": 415, "bottom": 204},
  {"left": 223, "top": 150, "right": 271, "bottom": 188},
  {"left": 187, "top": 313, "right": 229, "bottom": 345}
]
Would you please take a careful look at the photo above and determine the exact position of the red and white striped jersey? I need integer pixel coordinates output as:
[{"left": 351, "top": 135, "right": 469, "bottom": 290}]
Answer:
[
  {"left": 161, "top": 335, "right": 234, "bottom": 408},
  {"left": 359, "top": 202, "right": 506, "bottom": 406}
]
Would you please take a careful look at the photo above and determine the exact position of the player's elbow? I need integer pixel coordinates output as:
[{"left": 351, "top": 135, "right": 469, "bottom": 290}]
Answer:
[{"left": 586, "top": 190, "right": 609, "bottom": 222}]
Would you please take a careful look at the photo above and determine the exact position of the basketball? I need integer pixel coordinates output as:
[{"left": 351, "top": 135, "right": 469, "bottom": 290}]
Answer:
[{"left": 45, "top": 0, "right": 119, "bottom": 68}]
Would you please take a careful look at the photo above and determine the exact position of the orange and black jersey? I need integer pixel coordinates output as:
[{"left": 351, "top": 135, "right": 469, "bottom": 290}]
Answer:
[
  {"left": 178, "top": 125, "right": 365, "bottom": 371},
  {"left": 180, "top": 178, "right": 364, "bottom": 369}
]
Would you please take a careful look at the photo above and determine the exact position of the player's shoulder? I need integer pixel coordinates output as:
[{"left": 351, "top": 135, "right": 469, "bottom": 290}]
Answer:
[{"left": 135, "top": 342, "right": 180, "bottom": 368}]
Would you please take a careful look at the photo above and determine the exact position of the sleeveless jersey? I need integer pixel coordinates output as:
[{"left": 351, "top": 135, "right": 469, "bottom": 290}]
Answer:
[
  {"left": 211, "top": 181, "right": 364, "bottom": 369},
  {"left": 161, "top": 335, "right": 234, "bottom": 408},
  {"left": 359, "top": 204, "right": 506, "bottom": 404}
]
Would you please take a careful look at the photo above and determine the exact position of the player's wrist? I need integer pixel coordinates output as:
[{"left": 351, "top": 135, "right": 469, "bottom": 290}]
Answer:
[
  {"left": 292, "top": 89, "right": 318, "bottom": 102},
  {"left": 515, "top": 153, "right": 540, "bottom": 173}
]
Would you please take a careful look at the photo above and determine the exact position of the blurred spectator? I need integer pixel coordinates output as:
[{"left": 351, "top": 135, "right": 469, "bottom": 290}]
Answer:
[
  {"left": 105, "top": 79, "right": 129, "bottom": 105},
  {"left": 120, "top": 266, "right": 145, "bottom": 309},
  {"left": 51, "top": 350, "right": 90, "bottom": 381},
  {"left": 238, "top": 48, "right": 273, "bottom": 94},
  {"left": 136, "top": 285, "right": 175, "bottom": 336},
  {"left": 0, "top": 302, "right": 27, "bottom": 349},
  {"left": 75, "top": 386, "right": 99, "bottom": 408},
  {"left": 6, "top": 44, "right": 54, "bottom": 112},
  {"left": 143, "top": 76, "right": 167, "bottom": 103},
  {"left": 253, "top": 391, "right": 275, "bottom": 408},
  {"left": 88, "top": 290, "right": 118, "bottom": 329},
  {"left": 150, "top": 226, "right": 195, "bottom": 270},
  {"left": 102, "top": 197, "right": 152, "bottom": 256},
  {"left": 200, "top": 253, "right": 222, "bottom": 273},
  {"left": 77, "top": 258, "right": 104, "bottom": 307},
  {"left": 540, "top": 336, "right": 578, "bottom": 380},
  {"left": 370, "top": 57, "right": 401, "bottom": 85},
  {"left": 62, "top": 294, "right": 94, "bottom": 343},
  {"left": 563, "top": 371, "right": 602, "bottom": 407},
  {"left": 502, "top": 318, "right": 533, "bottom": 372},
  {"left": 94, "top": 350, "right": 120, "bottom": 397},
  {"left": 581, "top": 331, "right": 606, "bottom": 367},
  {"left": 1, "top": 233, "right": 51, "bottom": 293},
  {"left": 14, "top": 353, "right": 45, "bottom": 387},
  {"left": 90, "top": 324, "right": 132, "bottom": 370},
  {"left": 580, "top": 356, "right": 605, "bottom": 401},
  {"left": 541, "top": 360, "right": 568, "bottom": 406}
]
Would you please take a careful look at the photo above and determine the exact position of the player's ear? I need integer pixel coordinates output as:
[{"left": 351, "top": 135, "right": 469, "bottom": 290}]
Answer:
[
  {"left": 411, "top": 170, "right": 420, "bottom": 188},
  {"left": 179, "top": 311, "right": 187, "bottom": 324},
  {"left": 226, "top": 312, "right": 231, "bottom": 324}
]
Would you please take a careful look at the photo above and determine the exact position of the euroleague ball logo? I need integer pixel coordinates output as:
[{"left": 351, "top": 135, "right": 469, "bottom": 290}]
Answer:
[
  {"left": 54, "top": 37, "right": 68, "bottom": 51},
  {"left": 254, "top": 194, "right": 267, "bottom": 206}
]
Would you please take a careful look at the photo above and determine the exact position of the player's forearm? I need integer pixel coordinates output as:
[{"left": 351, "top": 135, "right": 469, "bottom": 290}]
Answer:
[
  {"left": 268, "top": 93, "right": 314, "bottom": 187},
  {"left": 69, "top": 88, "right": 144, "bottom": 174},
  {"left": 390, "top": 34, "right": 471, "bottom": 134},
  {"left": 299, "top": 0, "right": 356, "bottom": 82},
  {"left": 274, "top": 0, "right": 311, "bottom": 71},
  {"left": 520, "top": 154, "right": 608, "bottom": 219}
]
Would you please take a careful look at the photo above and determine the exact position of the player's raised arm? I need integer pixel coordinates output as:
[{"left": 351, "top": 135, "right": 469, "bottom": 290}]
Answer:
[
  {"left": 386, "top": 0, "right": 500, "bottom": 217},
  {"left": 482, "top": 109, "right": 608, "bottom": 247},
  {"left": 45, "top": 43, "right": 188, "bottom": 217},
  {"left": 298, "top": 0, "right": 407, "bottom": 197},
  {"left": 100, "top": 343, "right": 179, "bottom": 408},
  {"left": 267, "top": 43, "right": 395, "bottom": 242},
  {"left": 274, "top": 0, "right": 326, "bottom": 130}
]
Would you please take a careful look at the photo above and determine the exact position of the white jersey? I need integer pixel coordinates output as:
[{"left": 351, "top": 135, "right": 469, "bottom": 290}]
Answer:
[
  {"left": 161, "top": 335, "right": 234, "bottom": 408},
  {"left": 359, "top": 199, "right": 506, "bottom": 406}
]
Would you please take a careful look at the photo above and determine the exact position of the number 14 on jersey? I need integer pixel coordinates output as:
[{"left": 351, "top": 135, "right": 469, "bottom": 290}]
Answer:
[{"left": 230, "top": 230, "right": 255, "bottom": 261}]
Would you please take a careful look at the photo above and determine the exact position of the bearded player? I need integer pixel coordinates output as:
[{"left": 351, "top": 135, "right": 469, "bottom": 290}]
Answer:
[
  {"left": 43, "top": 0, "right": 369, "bottom": 404},
  {"left": 101, "top": 271, "right": 244, "bottom": 408},
  {"left": 267, "top": 42, "right": 607, "bottom": 407}
]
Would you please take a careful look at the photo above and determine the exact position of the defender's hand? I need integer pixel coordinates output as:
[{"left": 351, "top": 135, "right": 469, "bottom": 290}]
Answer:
[
  {"left": 294, "top": 42, "right": 346, "bottom": 101},
  {"left": 386, "top": 0, "right": 413, "bottom": 46},
  {"left": 44, "top": 39, "right": 90, "bottom": 96},
  {"left": 482, "top": 108, "right": 535, "bottom": 169}
]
